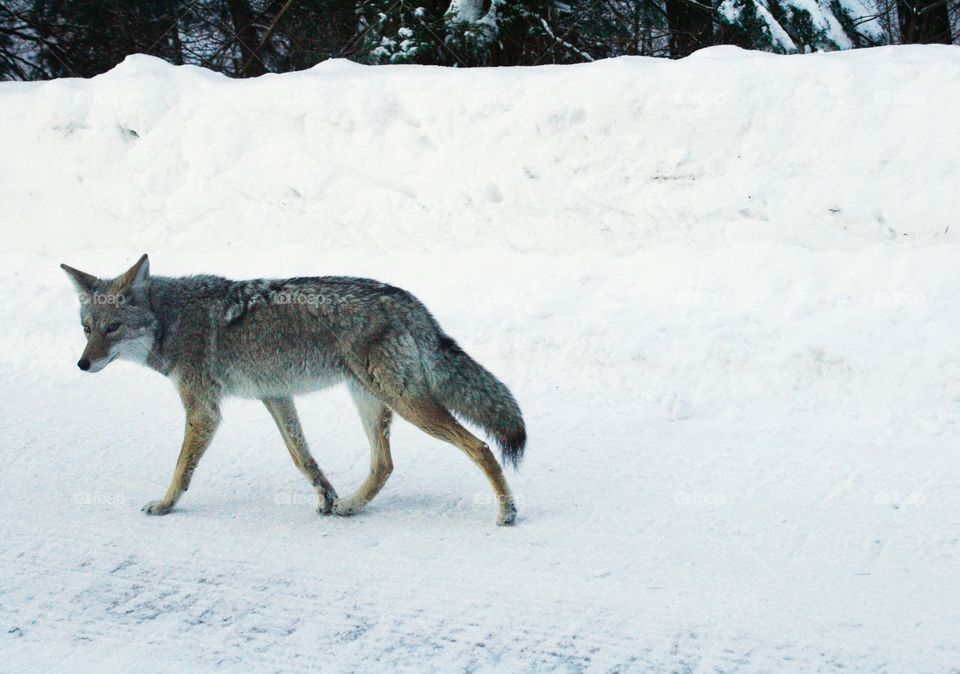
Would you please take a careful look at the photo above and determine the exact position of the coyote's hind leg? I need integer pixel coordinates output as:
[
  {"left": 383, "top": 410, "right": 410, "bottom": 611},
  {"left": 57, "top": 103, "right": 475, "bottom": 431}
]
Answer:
[
  {"left": 347, "top": 340, "right": 517, "bottom": 525},
  {"left": 263, "top": 397, "right": 338, "bottom": 514},
  {"left": 392, "top": 396, "right": 516, "bottom": 526}
]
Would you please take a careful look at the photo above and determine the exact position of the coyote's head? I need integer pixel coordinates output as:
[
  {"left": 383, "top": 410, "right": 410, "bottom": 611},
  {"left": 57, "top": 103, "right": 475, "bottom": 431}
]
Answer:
[{"left": 61, "top": 254, "right": 158, "bottom": 373}]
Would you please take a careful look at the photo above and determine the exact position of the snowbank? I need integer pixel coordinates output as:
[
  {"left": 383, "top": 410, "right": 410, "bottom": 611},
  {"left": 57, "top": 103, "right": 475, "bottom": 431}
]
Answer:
[
  {"left": 2, "top": 45, "right": 959, "bottom": 258},
  {"left": 2, "top": 47, "right": 960, "bottom": 672}
]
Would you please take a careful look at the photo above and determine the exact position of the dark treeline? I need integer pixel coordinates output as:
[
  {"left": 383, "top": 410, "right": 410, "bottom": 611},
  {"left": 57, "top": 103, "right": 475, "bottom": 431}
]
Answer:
[{"left": 1, "top": 0, "right": 957, "bottom": 80}]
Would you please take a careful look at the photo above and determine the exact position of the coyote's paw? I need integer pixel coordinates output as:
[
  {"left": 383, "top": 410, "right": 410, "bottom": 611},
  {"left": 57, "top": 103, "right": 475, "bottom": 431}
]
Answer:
[
  {"left": 332, "top": 498, "right": 362, "bottom": 517},
  {"left": 496, "top": 503, "right": 518, "bottom": 526},
  {"left": 142, "top": 500, "right": 174, "bottom": 516},
  {"left": 316, "top": 488, "right": 337, "bottom": 515}
]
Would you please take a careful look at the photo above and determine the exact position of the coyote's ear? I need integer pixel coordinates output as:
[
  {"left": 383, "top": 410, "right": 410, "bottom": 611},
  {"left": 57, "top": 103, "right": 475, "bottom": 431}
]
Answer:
[
  {"left": 60, "top": 263, "right": 98, "bottom": 294},
  {"left": 117, "top": 253, "right": 150, "bottom": 292}
]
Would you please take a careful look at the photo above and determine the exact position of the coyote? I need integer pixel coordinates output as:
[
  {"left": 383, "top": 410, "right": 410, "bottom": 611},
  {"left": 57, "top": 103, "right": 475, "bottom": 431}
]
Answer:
[{"left": 62, "top": 255, "right": 525, "bottom": 525}]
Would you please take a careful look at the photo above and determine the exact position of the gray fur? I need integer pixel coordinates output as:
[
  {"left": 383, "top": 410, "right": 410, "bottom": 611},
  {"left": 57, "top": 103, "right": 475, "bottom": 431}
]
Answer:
[{"left": 62, "top": 255, "right": 526, "bottom": 524}]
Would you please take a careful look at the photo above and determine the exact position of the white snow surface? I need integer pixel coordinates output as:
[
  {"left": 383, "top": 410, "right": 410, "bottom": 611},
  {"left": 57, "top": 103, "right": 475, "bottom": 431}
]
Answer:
[{"left": 2, "top": 46, "right": 960, "bottom": 672}]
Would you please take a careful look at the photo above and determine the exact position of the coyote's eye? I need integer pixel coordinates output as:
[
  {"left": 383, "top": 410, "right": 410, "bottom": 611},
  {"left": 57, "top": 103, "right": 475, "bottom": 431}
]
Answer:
[
  {"left": 106, "top": 322, "right": 122, "bottom": 334},
  {"left": 83, "top": 324, "right": 91, "bottom": 334}
]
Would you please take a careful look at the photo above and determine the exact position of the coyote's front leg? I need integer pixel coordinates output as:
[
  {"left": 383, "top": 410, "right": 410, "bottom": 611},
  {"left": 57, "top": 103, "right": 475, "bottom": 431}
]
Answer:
[
  {"left": 142, "top": 392, "right": 220, "bottom": 516},
  {"left": 263, "top": 397, "right": 339, "bottom": 514}
]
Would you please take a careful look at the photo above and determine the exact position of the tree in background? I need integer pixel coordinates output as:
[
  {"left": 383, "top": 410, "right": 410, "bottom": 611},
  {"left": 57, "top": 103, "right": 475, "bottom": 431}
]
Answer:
[
  {"left": 355, "top": 0, "right": 559, "bottom": 66},
  {"left": 665, "top": 0, "right": 713, "bottom": 56},
  {"left": 0, "top": 0, "right": 956, "bottom": 80},
  {"left": 718, "top": 0, "right": 887, "bottom": 52},
  {"left": 0, "top": 0, "right": 184, "bottom": 78},
  {"left": 898, "top": 0, "right": 953, "bottom": 43},
  {"left": 559, "top": 0, "right": 662, "bottom": 57}
]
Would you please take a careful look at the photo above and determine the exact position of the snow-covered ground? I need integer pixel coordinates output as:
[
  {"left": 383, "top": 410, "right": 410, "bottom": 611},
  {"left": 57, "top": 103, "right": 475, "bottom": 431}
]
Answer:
[{"left": 2, "top": 46, "right": 960, "bottom": 672}]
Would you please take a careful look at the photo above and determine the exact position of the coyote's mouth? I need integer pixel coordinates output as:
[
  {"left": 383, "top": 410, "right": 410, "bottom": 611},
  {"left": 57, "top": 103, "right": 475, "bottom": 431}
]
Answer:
[{"left": 86, "top": 353, "right": 119, "bottom": 373}]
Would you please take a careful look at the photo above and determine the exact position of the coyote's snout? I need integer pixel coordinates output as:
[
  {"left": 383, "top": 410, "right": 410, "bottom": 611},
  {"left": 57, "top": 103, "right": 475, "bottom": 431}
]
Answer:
[{"left": 62, "top": 254, "right": 526, "bottom": 525}]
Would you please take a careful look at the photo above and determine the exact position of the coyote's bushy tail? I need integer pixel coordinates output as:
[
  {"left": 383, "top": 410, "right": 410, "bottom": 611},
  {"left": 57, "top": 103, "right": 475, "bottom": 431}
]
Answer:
[{"left": 429, "top": 335, "right": 526, "bottom": 468}]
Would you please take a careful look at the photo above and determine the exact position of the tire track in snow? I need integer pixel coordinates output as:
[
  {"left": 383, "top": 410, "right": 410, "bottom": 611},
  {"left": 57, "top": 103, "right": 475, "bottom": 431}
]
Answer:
[{"left": 2, "top": 521, "right": 656, "bottom": 671}]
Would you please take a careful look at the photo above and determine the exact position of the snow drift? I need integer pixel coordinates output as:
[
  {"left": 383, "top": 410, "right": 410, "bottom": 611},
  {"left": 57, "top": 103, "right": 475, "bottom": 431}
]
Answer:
[
  {"left": 2, "top": 45, "right": 959, "bottom": 258},
  {"left": 2, "top": 46, "right": 960, "bottom": 672}
]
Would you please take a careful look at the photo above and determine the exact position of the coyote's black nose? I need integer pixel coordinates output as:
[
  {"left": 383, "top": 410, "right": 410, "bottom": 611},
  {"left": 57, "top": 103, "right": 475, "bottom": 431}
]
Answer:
[{"left": 77, "top": 358, "right": 90, "bottom": 371}]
